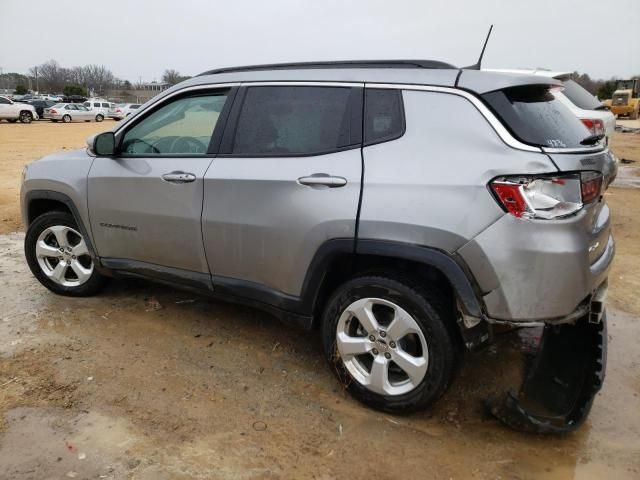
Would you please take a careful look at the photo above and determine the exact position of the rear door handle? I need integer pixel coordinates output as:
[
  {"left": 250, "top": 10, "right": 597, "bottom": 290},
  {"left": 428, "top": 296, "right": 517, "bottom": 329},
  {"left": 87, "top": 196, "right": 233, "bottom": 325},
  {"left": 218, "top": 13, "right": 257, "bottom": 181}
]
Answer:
[
  {"left": 162, "top": 171, "right": 196, "bottom": 184},
  {"left": 297, "top": 174, "right": 347, "bottom": 188}
]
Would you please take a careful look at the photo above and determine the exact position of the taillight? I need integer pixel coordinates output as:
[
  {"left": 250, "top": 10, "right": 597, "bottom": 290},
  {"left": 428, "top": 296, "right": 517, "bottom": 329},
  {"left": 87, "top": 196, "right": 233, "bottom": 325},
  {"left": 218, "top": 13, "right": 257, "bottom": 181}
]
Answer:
[
  {"left": 50, "top": 109, "right": 57, "bottom": 114},
  {"left": 580, "top": 171, "right": 603, "bottom": 203},
  {"left": 581, "top": 118, "right": 605, "bottom": 136},
  {"left": 490, "top": 172, "right": 602, "bottom": 220}
]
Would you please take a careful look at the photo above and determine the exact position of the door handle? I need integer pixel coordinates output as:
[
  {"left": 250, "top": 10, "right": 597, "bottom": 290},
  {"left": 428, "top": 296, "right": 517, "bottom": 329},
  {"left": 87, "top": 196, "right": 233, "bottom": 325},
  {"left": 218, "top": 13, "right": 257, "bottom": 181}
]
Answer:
[
  {"left": 162, "top": 171, "right": 196, "bottom": 184},
  {"left": 297, "top": 174, "right": 347, "bottom": 188}
]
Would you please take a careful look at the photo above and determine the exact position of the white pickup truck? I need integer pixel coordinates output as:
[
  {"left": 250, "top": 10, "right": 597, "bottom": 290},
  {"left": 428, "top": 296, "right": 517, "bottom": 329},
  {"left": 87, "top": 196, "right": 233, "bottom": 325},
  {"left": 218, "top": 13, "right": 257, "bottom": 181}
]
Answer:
[{"left": 0, "top": 96, "right": 39, "bottom": 123}]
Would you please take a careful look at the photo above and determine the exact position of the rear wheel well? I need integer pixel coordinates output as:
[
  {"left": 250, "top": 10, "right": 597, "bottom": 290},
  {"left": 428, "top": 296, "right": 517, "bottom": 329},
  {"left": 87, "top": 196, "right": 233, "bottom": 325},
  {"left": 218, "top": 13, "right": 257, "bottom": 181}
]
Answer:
[
  {"left": 27, "top": 199, "right": 71, "bottom": 226},
  {"left": 313, "top": 253, "right": 457, "bottom": 329}
]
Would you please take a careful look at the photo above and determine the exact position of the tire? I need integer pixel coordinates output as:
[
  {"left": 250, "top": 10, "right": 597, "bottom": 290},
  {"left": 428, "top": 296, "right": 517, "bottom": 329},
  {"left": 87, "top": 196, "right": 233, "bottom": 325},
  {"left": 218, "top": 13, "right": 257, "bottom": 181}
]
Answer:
[
  {"left": 95, "top": 114, "right": 104, "bottom": 122},
  {"left": 25, "top": 211, "right": 107, "bottom": 297},
  {"left": 631, "top": 106, "right": 639, "bottom": 120},
  {"left": 321, "top": 275, "right": 457, "bottom": 414},
  {"left": 62, "top": 114, "right": 71, "bottom": 123},
  {"left": 19, "top": 111, "right": 33, "bottom": 124}
]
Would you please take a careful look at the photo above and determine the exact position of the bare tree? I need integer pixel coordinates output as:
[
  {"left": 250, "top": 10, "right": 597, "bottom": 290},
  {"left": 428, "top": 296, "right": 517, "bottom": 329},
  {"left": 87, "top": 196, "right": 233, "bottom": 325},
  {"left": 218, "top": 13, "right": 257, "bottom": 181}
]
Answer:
[{"left": 162, "top": 69, "right": 190, "bottom": 85}]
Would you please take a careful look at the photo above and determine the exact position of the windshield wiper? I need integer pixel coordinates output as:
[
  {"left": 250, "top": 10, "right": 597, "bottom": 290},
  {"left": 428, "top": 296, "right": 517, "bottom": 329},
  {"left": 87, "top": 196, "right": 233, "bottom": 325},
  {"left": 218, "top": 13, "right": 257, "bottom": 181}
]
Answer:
[{"left": 580, "top": 134, "right": 605, "bottom": 146}]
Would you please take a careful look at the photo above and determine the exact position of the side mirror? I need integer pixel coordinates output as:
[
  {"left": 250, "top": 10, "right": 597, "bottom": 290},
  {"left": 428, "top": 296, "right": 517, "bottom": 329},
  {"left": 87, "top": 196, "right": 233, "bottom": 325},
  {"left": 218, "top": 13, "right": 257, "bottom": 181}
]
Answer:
[{"left": 92, "top": 132, "right": 116, "bottom": 156}]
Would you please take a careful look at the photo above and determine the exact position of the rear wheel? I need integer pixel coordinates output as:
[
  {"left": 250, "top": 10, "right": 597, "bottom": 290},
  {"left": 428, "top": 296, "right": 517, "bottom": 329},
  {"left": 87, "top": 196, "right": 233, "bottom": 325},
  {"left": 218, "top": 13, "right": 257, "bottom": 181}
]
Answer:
[
  {"left": 631, "top": 105, "right": 639, "bottom": 120},
  {"left": 321, "top": 275, "right": 457, "bottom": 413},
  {"left": 62, "top": 114, "right": 71, "bottom": 123},
  {"left": 95, "top": 114, "right": 104, "bottom": 122},
  {"left": 25, "top": 211, "right": 107, "bottom": 296},
  {"left": 19, "top": 111, "right": 33, "bottom": 123}
]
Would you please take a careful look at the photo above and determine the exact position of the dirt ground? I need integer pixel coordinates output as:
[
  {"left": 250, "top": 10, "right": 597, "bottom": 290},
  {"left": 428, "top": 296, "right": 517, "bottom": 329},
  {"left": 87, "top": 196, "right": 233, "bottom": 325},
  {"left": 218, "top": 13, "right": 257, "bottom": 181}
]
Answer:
[{"left": 0, "top": 121, "right": 639, "bottom": 479}]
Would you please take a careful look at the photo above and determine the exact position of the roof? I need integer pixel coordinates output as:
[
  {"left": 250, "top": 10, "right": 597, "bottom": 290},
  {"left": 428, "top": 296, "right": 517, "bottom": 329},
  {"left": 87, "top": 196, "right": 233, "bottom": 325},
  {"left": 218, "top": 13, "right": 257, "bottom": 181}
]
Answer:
[{"left": 155, "top": 61, "right": 563, "bottom": 101}]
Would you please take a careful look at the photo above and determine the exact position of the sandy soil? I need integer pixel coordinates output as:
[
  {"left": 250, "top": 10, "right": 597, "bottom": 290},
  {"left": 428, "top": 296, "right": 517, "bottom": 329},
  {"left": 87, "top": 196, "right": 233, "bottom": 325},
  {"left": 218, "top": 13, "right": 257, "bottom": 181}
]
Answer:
[{"left": 0, "top": 122, "right": 639, "bottom": 479}]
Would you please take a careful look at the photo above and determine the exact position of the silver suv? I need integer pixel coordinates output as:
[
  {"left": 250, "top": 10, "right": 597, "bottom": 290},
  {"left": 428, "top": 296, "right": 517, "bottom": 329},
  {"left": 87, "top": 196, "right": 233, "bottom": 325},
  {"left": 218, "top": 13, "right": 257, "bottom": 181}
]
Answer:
[{"left": 21, "top": 60, "right": 616, "bottom": 433}]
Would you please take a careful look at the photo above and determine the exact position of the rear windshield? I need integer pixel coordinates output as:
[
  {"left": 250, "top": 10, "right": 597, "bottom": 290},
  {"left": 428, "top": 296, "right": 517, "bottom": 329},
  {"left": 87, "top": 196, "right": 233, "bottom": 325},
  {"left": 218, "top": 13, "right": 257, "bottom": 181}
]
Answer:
[
  {"left": 561, "top": 80, "right": 603, "bottom": 110},
  {"left": 483, "top": 85, "right": 590, "bottom": 149}
]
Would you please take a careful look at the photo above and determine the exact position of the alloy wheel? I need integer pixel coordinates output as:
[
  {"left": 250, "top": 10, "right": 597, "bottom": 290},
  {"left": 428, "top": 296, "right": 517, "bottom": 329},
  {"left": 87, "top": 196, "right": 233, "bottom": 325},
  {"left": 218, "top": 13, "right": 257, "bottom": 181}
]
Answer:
[
  {"left": 35, "top": 225, "right": 93, "bottom": 287},
  {"left": 336, "top": 297, "right": 429, "bottom": 395}
]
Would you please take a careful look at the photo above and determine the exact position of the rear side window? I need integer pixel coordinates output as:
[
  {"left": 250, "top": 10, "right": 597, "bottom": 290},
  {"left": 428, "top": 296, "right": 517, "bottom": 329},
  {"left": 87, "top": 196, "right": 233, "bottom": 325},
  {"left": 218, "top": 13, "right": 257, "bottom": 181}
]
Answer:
[
  {"left": 483, "top": 86, "right": 590, "bottom": 149},
  {"left": 364, "top": 89, "right": 405, "bottom": 144},
  {"left": 561, "top": 80, "right": 602, "bottom": 110},
  {"left": 102, "top": 103, "right": 110, "bottom": 107},
  {"left": 230, "top": 86, "right": 360, "bottom": 156}
]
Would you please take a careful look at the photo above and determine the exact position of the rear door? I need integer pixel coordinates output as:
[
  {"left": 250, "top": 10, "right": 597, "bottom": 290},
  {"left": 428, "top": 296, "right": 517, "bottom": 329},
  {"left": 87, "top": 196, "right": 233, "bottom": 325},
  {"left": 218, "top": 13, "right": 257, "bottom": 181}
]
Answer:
[
  {"left": 202, "top": 83, "right": 363, "bottom": 298},
  {"left": 88, "top": 87, "right": 235, "bottom": 280}
]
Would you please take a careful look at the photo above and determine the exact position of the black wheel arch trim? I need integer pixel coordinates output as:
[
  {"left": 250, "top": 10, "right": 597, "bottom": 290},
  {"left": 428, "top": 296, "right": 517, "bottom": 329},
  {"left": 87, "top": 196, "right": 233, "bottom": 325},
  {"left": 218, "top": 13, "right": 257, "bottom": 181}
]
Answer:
[
  {"left": 23, "top": 190, "right": 99, "bottom": 261},
  {"left": 351, "top": 239, "right": 486, "bottom": 318}
]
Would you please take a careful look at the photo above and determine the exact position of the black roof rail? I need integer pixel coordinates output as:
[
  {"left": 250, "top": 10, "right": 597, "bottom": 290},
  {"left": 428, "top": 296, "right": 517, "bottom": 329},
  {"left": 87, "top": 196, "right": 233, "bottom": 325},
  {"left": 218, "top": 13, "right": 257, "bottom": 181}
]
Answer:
[{"left": 198, "top": 59, "right": 457, "bottom": 76}]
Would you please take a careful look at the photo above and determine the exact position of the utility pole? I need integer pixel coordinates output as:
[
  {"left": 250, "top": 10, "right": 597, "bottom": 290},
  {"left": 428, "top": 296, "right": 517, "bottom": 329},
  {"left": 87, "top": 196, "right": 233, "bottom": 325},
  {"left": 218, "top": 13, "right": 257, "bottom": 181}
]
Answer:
[{"left": 35, "top": 67, "right": 38, "bottom": 93}]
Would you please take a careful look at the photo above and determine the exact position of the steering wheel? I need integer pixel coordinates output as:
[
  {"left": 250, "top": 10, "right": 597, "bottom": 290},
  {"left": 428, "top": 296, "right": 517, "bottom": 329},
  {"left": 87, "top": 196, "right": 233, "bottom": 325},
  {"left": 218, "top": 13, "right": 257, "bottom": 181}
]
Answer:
[{"left": 168, "top": 136, "right": 207, "bottom": 154}]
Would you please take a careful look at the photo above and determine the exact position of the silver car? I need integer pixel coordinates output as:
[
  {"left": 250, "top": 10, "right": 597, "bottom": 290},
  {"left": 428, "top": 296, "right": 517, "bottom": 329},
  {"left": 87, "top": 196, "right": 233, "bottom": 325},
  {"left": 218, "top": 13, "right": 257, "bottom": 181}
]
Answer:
[
  {"left": 20, "top": 60, "right": 616, "bottom": 433},
  {"left": 44, "top": 103, "right": 98, "bottom": 123},
  {"left": 108, "top": 103, "right": 141, "bottom": 121}
]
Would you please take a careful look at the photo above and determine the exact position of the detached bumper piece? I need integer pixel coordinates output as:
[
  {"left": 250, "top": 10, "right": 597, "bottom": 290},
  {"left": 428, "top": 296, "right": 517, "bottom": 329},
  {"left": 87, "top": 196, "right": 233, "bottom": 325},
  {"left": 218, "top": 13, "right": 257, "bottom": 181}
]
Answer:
[{"left": 488, "top": 313, "right": 607, "bottom": 433}]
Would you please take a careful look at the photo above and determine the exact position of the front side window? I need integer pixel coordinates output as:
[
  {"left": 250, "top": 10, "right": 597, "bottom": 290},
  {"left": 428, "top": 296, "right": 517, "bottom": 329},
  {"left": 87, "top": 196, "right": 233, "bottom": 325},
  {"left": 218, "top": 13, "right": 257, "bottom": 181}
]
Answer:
[
  {"left": 231, "top": 86, "right": 357, "bottom": 156},
  {"left": 121, "top": 93, "right": 228, "bottom": 155}
]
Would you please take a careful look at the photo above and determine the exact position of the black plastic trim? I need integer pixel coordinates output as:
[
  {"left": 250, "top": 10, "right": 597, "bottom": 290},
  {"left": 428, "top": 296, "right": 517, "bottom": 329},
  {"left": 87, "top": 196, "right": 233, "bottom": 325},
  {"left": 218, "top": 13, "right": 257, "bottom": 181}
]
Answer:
[
  {"left": 355, "top": 239, "right": 485, "bottom": 318},
  {"left": 101, "top": 258, "right": 213, "bottom": 292},
  {"left": 199, "top": 60, "right": 457, "bottom": 76},
  {"left": 24, "top": 190, "right": 98, "bottom": 259}
]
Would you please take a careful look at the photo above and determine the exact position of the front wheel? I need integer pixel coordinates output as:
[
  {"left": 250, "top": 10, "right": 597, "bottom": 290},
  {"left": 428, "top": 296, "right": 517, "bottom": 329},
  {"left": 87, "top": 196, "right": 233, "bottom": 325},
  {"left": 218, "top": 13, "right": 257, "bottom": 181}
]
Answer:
[
  {"left": 321, "top": 275, "right": 457, "bottom": 413},
  {"left": 19, "top": 111, "right": 33, "bottom": 123},
  {"left": 25, "top": 211, "right": 107, "bottom": 296}
]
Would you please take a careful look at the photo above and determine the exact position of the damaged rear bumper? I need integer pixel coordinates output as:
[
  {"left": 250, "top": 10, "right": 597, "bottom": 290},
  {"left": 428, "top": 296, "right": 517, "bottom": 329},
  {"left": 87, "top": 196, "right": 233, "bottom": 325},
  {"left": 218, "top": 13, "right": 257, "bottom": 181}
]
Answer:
[{"left": 487, "top": 312, "right": 607, "bottom": 433}]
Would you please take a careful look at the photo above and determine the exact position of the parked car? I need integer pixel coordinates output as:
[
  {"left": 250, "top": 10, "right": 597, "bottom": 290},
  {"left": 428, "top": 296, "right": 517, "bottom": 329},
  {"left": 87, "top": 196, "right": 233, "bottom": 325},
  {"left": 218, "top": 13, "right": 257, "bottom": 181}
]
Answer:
[
  {"left": 20, "top": 60, "right": 616, "bottom": 433},
  {"left": 0, "top": 95, "right": 38, "bottom": 123},
  {"left": 43, "top": 103, "right": 97, "bottom": 122},
  {"left": 28, "top": 99, "right": 57, "bottom": 119},
  {"left": 108, "top": 103, "right": 141, "bottom": 120},
  {"left": 487, "top": 69, "right": 616, "bottom": 145},
  {"left": 82, "top": 99, "right": 113, "bottom": 122}
]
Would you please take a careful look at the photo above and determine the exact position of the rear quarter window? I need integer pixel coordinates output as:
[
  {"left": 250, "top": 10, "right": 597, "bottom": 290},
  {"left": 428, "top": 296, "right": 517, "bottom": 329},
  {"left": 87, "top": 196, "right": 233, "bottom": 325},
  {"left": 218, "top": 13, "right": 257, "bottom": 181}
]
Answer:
[
  {"left": 483, "top": 85, "right": 591, "bottom": 149},
  {"left": 364, "top": 89, "right": 405, "bottom": 145}
]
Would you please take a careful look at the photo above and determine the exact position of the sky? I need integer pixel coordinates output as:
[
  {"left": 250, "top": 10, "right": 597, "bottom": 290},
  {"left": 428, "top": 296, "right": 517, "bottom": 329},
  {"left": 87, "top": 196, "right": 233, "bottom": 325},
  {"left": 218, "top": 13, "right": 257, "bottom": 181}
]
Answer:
[{"left": 1, "top": 0, "right": 639, "bottom": 82}]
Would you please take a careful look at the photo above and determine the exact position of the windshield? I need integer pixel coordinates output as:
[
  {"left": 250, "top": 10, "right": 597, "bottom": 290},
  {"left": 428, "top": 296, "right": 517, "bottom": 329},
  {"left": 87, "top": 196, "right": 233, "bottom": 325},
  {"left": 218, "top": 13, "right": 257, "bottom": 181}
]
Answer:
[
  {"left": 561, "top": 80, "right": 603, "bottom": 110},
  {"left": 483, "top": 85, "right": 592, "bottom": 149}
]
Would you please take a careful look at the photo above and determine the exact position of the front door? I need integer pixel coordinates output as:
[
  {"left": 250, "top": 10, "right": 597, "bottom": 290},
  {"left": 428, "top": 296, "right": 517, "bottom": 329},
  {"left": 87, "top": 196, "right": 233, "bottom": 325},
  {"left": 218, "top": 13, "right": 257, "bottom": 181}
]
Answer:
[
  {"left": 88, "top": 88, "right": 234, "bottom": 279},
  {"left": 202, "top": 84, "right": 363, "bottom": 298}
]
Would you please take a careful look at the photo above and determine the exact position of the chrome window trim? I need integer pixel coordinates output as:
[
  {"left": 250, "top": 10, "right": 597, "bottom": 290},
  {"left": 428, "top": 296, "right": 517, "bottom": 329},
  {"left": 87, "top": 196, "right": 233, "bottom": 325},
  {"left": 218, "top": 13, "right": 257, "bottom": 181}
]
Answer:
[
  {"left": 365, "top": 83, "right": 542, "bottom": 153},
  {"left": 113, "top": 82, "right": 240, "bottom": 133},
  {"left": 115, "top": 80, "right": 604, "bottom": 156},
  {"left": 541, "top": 146, "right": 605, "bottom": 154}
]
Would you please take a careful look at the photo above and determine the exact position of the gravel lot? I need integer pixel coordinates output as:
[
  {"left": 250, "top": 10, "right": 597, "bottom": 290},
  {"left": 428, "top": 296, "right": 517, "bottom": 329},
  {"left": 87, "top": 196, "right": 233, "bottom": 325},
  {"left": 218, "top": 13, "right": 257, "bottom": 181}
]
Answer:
[{"left": 0, "top": 121, "right": 639, "bottom": 479}]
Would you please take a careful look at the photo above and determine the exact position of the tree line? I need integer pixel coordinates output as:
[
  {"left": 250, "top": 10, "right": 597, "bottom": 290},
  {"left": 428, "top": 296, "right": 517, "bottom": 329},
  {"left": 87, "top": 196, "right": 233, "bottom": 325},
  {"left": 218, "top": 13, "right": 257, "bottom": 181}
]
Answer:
[{"left": 0, "top": 60, "right": 191, "bottom": 96}]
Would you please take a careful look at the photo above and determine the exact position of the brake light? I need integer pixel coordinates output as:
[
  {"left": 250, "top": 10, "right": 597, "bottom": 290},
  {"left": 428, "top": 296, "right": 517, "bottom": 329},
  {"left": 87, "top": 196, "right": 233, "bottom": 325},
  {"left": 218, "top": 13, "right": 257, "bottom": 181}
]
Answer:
[
  {"left": 50, "top": 109, "right": 57, "bottom": 114},
  {"left": 581, "top": 118, "right": 605, "bottom": 136},
  {"left": 490, "top": 172, "right": 602, "bottom": 219},
  {"left": 580, "top": 171, "right": 603, "bottom": 203}
]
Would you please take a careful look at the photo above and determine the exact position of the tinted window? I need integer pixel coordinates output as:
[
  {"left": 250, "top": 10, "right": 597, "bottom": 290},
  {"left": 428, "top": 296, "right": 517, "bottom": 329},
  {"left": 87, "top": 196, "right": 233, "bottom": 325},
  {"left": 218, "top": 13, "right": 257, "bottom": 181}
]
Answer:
[
  {"left": 483, "top": 86, "right": 591, "bottom": 149},
  {"left": 364, "top": 89, "right": 404, "bottom": 144},
  {"left": 231, "top": 86, "right": 357, "bottom": 155},
  {"left": 83, "top": 102, "right": 90, "bottom": 107},
  {"left": 0, "top": 97, "right": 10, "bottom": 104},
  {"left": 122, "top": 93, "right": 228, "bottom": 155},
  {"left": 131, "top": 104, "right": 140, "bottom": 109},
  {"left": 102, "top": 103, "right": 109, "bottom": 107},
  {"left": 94, "top": 103, "right": 100, "bottom": 107},
  {"left": 561, "top": 80, "right": 602, "bottom": 110}
]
